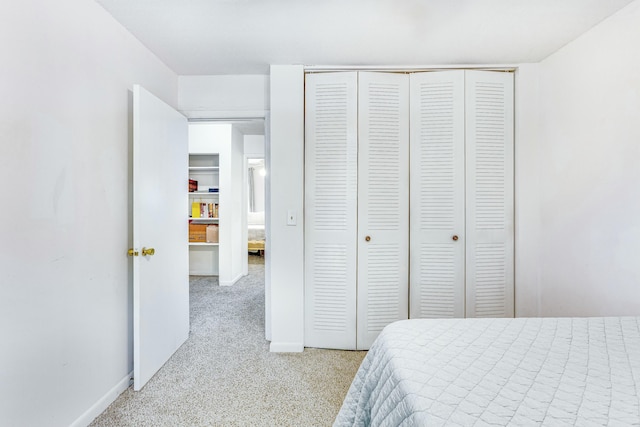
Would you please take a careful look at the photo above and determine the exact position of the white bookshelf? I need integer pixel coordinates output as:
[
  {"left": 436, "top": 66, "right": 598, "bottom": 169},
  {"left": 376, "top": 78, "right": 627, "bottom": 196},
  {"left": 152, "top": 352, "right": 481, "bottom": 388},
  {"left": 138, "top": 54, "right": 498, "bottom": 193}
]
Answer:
[{"left": 189, "top": 153, "right": 220, "bottom": 276}]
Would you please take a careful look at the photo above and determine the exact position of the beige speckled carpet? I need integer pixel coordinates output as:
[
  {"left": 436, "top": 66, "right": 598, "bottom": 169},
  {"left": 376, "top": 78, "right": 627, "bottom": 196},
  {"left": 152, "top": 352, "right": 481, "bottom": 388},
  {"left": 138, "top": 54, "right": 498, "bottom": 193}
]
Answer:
[{"left": 90, "top": 255, "right": 366, "bottom": 427}]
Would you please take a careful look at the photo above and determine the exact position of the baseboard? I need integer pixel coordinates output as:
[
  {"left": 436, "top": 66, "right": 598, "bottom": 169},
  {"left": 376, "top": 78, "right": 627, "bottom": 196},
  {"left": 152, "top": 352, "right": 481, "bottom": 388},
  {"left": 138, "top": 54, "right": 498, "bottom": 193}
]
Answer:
[
  {"left": 220, "top": 272, "right": 246, "bottom": 287},
  {"left": 70, "top": 370, "right": 132, "bottom": 427},
  {"left": 270, "top": 342, "right": 304, "bottom": 352},
  {"left": 189, "top": 270, "right": 217, "bottom": 276}
]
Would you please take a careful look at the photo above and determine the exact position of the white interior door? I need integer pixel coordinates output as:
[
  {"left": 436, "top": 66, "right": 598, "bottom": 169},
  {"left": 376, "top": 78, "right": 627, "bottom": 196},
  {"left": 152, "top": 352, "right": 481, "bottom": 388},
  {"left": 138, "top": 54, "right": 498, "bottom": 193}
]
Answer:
[
  {"left": 409, "top": 71, "right": 466, "bottom": 319},
  {"left": 465, "top": 71, "right": 514, "bottom": 317},
  {"left": 133, "top": 85, "right": 189, "bottom": 390},
  {"left": 304, "top": 72, "right": 358, "bottom": 350},
  {"left": 357, "top": 72, "right": 409, "bottom": 349}
]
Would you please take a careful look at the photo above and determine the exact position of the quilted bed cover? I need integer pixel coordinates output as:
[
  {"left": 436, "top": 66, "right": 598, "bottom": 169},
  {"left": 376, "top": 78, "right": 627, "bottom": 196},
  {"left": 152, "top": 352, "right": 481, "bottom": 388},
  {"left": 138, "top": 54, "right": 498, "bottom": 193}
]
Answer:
[{"left": 334, "top": 317, "right": 640, "bottom": 426}]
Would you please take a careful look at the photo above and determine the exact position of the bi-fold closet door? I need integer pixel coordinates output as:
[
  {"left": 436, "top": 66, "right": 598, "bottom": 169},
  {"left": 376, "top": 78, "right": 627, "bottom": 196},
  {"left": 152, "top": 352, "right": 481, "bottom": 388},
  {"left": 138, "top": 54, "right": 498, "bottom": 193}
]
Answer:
[
  {"left": 304, "top": 71, "right": 409, "bottom": 350},
  {"left": 409, "top": 71, "right": 514, "bottom": 319},
  {"left": 304, "top": 70, "right": 514, "bottom": 351}
]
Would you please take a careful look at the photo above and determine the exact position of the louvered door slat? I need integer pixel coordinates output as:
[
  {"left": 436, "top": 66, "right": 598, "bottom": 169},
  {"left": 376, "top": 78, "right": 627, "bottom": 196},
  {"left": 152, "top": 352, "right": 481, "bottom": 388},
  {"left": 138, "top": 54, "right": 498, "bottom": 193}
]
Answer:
[
  {"left": 357, "top": 72, "right": 409, "bottom": 350},
  {"left": 304, "top": 72, "right": 358, "bottom": 349},
  {"left": 465, "top": 71, "right": 514, "bottom": 318},
  {"left": 410, "top": 71, "right": 466, "bottom": 319}
]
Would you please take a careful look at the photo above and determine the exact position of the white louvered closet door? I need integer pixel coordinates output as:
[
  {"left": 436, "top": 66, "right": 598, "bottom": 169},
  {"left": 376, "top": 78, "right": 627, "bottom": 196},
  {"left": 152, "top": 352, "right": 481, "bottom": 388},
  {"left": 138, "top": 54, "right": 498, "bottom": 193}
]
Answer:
[
  {"left": 357, "top": 72, "right": 409, "bottom": 349},
  {"left": 409, "top": 71, "right": 466, "bottom": 319},
  {"left": 465, "top": 71, "right": 514, "bottom": 317},
  {"left": 304, "top": 72, "right": 358, "bottom": 350}
]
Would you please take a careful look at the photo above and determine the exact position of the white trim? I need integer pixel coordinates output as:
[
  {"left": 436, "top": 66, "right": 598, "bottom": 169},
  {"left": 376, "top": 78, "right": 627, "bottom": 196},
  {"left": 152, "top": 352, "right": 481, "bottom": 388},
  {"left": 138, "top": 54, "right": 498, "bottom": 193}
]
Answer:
[
  {"left": 70, "top": 371, "right": 132, "bottom": 427},
  {"left": 189, "top": 270, "right": 218, "bottom": 276},
  {"left": 188, "top": 117, "right": 266, "bottom": 123},
  {"left": 182, "top": 110, "right": 267, "bottom": 120},
  {"left": 304, "top": 65, "right": 517, "bottom": 73},
  {"left": 220, "top": 271, "right": 246, "bottom": 287},
  {"left": 269, "top": 342, "right": 304, "bottom": 352}
]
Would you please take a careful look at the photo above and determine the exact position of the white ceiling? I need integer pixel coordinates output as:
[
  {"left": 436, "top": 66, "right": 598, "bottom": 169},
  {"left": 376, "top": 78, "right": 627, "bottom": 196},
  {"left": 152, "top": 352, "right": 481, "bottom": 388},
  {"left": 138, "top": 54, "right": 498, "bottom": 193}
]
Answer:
[{"left": 95, "top": 0, "right": 634, "bottom": 75}]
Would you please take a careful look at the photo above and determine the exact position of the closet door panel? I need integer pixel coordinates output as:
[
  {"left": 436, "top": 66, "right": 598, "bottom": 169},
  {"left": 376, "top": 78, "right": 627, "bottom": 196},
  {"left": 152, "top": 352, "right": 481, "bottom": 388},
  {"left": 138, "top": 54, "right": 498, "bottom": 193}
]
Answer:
[
  {"left": 357, "top": 72, "right": 409, "bottom": 349},
  {"left": 409, "top": 71, "right": 466, "bottom": 319},
  {"left": 304, "top": 72, "right": 358, "bottom": 349},
  {"left": 465, "top": 71, "right": 514, "bottom": 318}
]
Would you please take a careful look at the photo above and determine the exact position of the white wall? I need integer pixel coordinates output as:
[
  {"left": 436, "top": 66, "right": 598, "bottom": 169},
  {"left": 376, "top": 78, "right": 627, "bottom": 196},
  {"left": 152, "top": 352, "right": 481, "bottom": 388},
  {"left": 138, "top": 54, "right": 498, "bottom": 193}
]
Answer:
[
  {"left": 231, "top": 126, "right": 246, "bottom": 284},
  {"left": 0, "top": 1, "right": 178, "bottom": 426},
  {"left": 532, "top": 0, "right": 640, "bottom": 316},
  {"left": 514, "top": 63, "right": 542, "bottom": 317},
  {"left": 189, "top": 123, "right": 232, "bottom": 153},
  {"left": 268, "top": 65, "right": 305, "bottom": 352},
  {"left": 178, "top": 75, "right": 269, "bottom": 118},
  {"left": 244, "top": 135, "right": 265, "bottom": 157}
]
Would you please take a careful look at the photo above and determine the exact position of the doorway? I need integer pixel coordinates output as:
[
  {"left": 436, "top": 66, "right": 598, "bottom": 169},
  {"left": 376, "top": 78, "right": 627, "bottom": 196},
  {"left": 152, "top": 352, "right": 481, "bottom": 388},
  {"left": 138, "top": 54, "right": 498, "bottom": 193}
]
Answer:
[
  {"left": 187, "top": 118, "right": 267, "bottom": 337},
  {"left": 187, "top": 119, "right": 266, "bottom": 284}
]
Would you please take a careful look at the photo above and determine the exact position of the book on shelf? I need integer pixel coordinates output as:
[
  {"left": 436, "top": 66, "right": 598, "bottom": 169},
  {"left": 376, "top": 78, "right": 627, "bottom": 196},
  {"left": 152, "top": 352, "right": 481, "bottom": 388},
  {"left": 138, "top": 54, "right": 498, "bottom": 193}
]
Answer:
[
  {"left": 190, "top": 202, "right": 219, "bottom": 219},
  {"left": 189, "top": 179, "right": 198, "bottom": 192}
]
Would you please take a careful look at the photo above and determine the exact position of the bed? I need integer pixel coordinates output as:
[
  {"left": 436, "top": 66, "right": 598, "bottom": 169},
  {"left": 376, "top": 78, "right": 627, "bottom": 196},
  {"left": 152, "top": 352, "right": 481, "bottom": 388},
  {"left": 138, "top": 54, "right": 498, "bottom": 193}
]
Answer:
[
  {"left": 335, "top": 317, "right": 640, "bottom": 426},
  {"left": 248, "top": 211, "right": 265, "bottom": 255}
]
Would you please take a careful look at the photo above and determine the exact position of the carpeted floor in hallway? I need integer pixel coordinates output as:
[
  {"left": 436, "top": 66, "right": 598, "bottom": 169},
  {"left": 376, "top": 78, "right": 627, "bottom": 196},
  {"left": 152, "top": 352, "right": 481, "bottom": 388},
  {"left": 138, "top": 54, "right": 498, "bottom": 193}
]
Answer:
[{"left": 90, "top": 255, "right": 366, "bottom": 427}]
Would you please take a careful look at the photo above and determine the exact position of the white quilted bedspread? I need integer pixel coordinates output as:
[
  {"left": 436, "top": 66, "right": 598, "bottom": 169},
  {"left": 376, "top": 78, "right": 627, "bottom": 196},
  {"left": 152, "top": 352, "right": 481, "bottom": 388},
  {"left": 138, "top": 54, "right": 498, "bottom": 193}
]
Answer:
[{"left": 334, "top": 317, "right": 640, "bottom": 426}]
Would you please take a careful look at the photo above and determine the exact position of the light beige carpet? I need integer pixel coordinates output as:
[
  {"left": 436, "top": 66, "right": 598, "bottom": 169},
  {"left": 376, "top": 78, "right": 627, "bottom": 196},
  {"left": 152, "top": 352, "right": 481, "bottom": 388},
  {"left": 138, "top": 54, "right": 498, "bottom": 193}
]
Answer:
[{"left": 90, "top": 255, "right": 366, "bottom": 427}]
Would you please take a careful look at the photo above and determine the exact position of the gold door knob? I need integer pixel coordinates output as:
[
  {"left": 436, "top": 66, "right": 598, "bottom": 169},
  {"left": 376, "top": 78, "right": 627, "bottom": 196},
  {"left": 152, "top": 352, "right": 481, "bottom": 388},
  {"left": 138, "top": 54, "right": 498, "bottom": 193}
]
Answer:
[
  {"left": 127, "top": 248, "right": 139, "bottom": 257},
  {"left": 452, "top": 235, "right": 459, "bottom": 241},
  {"left": 365, "top": 236, "right": 371, "bottom": 242},
  {"left": 142, "top": 247, "right": 155, "bottom": 256}
]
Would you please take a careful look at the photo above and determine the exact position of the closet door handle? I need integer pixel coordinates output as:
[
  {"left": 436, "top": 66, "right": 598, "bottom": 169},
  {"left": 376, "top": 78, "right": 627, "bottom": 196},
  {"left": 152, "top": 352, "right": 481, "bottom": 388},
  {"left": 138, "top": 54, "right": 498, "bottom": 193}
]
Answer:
[
  {"left": 365, "top": 236, "right": 371, "bottom": 242},
  {"left": 452, "top": 235, "right": 459, "bottom": 241}
]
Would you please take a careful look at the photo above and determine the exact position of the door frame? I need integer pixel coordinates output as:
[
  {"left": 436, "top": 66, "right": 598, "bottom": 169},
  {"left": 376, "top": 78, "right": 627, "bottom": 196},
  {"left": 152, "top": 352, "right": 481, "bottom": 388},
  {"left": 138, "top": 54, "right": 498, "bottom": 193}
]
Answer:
[{"left": 185, "top": 115, "right": 270, "bottom": 335}]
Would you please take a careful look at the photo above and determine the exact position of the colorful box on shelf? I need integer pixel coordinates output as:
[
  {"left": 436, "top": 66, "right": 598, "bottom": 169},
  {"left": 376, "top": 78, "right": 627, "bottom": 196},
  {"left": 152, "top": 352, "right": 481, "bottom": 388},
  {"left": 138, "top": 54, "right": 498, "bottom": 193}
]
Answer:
[
  {"left": 188, "top": 223, "right": 207, "bottom": 242},
  {"left": 206, "top": 224, "right": 219, "bottom": 243},
  {"left": 189, "top": 179, "right": 198, "bottom": 192},
  {"left": 188, "top": 224, "right": 218, "bottom": 243}
]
